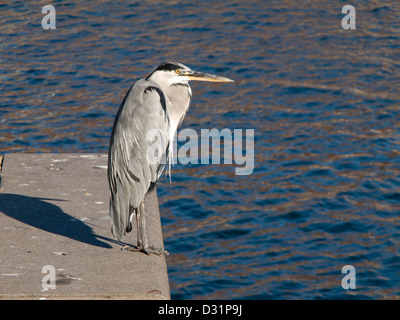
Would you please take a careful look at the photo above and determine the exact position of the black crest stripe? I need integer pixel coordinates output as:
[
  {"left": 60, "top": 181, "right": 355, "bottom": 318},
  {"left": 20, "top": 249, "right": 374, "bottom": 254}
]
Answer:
[{"left": 144, "top": 86, "right": 169, "bottom": 122}]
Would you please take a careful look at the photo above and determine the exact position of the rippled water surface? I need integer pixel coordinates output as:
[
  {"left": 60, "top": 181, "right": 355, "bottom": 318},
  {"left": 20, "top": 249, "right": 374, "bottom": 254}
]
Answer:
[{"left": 2, "top": 1, "right": 400, "bottom": 299}]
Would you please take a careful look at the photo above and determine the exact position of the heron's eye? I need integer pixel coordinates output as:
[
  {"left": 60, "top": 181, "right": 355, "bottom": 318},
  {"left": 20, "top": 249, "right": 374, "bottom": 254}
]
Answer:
[{"left": 175, "top": 69, "right": 181, "bottom": 74}]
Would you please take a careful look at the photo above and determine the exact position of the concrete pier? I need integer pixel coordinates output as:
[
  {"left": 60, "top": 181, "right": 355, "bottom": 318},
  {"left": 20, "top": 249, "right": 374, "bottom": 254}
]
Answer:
[{"left": 0, "top": 153, "right": 170, "bottom": 300}]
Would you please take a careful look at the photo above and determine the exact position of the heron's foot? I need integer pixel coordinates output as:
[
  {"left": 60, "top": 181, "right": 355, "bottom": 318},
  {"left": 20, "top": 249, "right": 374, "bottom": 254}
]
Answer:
[
  {"left": 122, "top": 245, "right": 140, "bottom": 252},
  {"left": 143, "top": 245, "right": 169, "bottom": 256},
  {"left": 122, "top": 245, "right": 169, "bottom": 256}
]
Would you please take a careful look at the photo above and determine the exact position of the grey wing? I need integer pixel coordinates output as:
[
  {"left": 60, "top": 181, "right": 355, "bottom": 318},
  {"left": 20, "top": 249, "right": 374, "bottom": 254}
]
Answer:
[{"left": 108, "top": 80, "right": 170, "bottom": 241}]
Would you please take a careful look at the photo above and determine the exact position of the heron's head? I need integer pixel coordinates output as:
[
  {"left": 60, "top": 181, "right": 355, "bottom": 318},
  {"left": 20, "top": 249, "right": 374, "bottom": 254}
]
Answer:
[{"left": 146, "top": 62, "right": 234, "bottom": 86}]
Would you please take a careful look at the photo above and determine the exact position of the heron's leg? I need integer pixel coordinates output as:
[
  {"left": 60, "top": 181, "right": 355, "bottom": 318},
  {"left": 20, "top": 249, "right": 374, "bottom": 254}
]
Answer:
[
  {"left": 121, "top": 206, "right": 141, "bottom": 252},
  {"left": 136, "top": 207, "right": 142, "bottom": 248},
  {"left": 136, "top": 200, "right": 148, "bottom": 250},
  {"left": 135, "top": 200, "right": 169, "bottom": 256},
  {"left": 123, "top": 200, "right": 169, "bottom": 256}
]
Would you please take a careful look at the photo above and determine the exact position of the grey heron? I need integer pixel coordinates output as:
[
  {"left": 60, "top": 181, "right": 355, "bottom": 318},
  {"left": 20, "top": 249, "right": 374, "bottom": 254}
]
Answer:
[{"left": 108, "top": 62, "right": 234, "bottom": 255}]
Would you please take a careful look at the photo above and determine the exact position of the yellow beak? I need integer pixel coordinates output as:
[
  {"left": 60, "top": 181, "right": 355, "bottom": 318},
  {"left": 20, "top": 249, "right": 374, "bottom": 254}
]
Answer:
[{"left": 183, "top": 71, "right": 234, "bottom": 83}]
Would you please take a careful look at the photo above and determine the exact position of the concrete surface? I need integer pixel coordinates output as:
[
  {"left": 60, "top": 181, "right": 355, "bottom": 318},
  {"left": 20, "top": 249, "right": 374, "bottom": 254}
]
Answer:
[{"left": 0, "top": 153, "right": 170, "bottom": 300}]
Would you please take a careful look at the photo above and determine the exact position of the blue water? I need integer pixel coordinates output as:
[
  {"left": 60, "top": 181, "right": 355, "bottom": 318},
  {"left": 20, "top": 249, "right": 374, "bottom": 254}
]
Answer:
[{"left": 2, "top": 1, "right": 400, "bottom": 299}]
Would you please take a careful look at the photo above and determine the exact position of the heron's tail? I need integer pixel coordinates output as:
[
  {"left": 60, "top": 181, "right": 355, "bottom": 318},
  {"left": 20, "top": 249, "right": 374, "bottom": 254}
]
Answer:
[{"left": 109, "top": 189, "right": 131, "bottom": 242}]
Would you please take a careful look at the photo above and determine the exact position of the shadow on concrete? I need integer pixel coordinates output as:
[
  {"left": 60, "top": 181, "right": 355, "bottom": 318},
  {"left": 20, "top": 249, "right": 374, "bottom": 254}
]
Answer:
[{"left": 0, "top": 193, "right": 113, "bottom": 249}]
